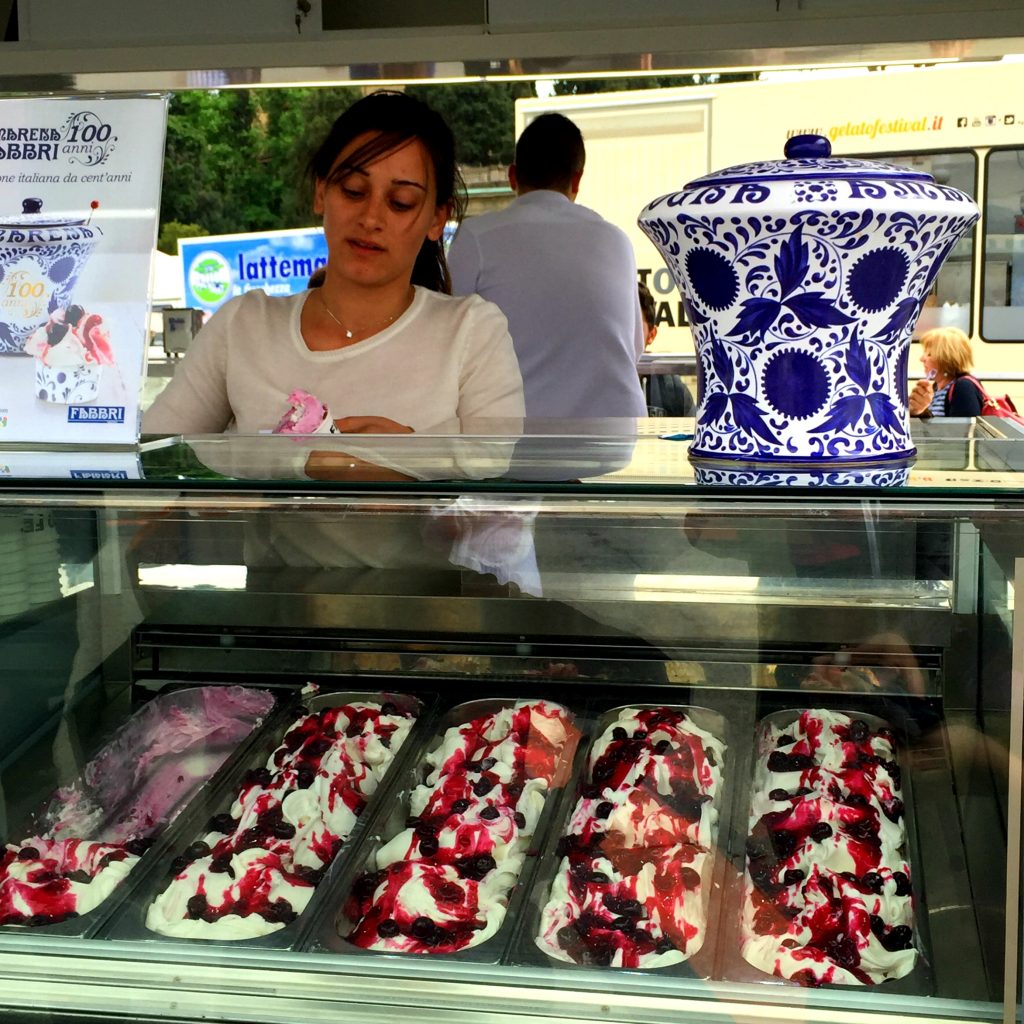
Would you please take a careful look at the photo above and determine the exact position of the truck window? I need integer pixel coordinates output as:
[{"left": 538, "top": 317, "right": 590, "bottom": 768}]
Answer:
[{"left": 981, "top": 148, "right": 1024, "bottom": 342}]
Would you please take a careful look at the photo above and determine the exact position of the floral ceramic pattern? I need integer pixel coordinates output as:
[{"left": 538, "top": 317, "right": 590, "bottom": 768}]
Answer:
[{"left": 639, "top": 173, "right": 977, "bottom": 464}]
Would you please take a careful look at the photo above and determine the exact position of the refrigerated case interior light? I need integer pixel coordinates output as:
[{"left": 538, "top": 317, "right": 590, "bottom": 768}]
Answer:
[{"left": 137, "top": 564, "right": 246, "bottom": 590}]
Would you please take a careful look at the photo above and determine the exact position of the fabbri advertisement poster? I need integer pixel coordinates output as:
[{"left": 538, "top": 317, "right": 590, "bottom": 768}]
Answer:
[{"left": 0, "top": 95, "right": 167, "bottom": 444}]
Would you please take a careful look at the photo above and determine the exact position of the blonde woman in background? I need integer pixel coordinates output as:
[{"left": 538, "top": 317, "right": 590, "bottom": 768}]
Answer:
[{"left": 908, "top": 326, "right": 984, "bottom": 419}]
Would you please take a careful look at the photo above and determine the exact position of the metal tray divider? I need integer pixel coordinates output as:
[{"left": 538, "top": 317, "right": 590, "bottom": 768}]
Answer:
[
  {"left": 0, "top": 683, "right": 281, "bottom": 942},
  {"left": 719, "top": 706, "right": 933, "bottom": 994},
  {"left": 506, "top": 703, "right": 733, "bottom": 978},
  {"left": 309, "top": 696, "right": 586, "bottom": 964},
  {"left": 99, "top": 689, "right": 432, "bottom": 950}
]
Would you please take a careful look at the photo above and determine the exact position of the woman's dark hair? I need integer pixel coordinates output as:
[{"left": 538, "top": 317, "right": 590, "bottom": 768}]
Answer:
[
  {"left": 637, "top": 280, "right": 657, "bottom": 329},
  {"left": 514, "top": 112, "right": 585, "bottom": 193},
  {"left": 309, "top": 90, "right": 466, "bottom": 294}
]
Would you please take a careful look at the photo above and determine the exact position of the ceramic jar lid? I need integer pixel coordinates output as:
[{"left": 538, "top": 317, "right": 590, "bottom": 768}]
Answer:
[
  {"left": 683, "top": 134, "right": 933, "bottom": 188},
  {"left": 0, "top": 198, "right": 95, "bottom": 231}
]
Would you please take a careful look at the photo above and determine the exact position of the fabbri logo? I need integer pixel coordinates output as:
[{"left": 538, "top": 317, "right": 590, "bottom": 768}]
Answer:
[
  {"left": 0, "top": 110, "right": 118, "bottom": 166},
  {"left": 188, "top": 250, "right": 232, "bottom": 307},
  {"left": 67, "top": 406, "right": 125, "bottom": 423},
  {"left": 70, "top": 470, "right": 129, "bottom": 479}
]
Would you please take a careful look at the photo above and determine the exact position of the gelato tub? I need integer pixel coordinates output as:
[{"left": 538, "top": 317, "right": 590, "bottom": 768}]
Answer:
[
  {"left": 513, "top": 704, "right": 731, "bottom": 976},
  {"left": 102, "top": 690, "right": 427, "bottom": 949},
  {"left": 314, "top": 697, "right": 582, "bottom": 963},
  {"left": 0, "top": 684, "right": 276, "bottom": 937},
  {"left": 723, "top": 707, "right": 931, "bottom": 990}
]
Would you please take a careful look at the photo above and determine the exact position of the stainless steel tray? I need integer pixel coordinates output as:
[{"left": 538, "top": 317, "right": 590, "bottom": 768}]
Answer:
[
  {"left": 309, "top": 696, "right": 583, "bottom": 964},
  {"left": 99, "top": 689, "right": 429, "bottom": 950},
  {"left": 0, "top": 683, "right": 276, "bottom": 940},
  {"left": 717, "top": 707, "right": 933, "bottom": 993},
  {"left": 508, "top": 704, "right": 732, "bottom": 978}
]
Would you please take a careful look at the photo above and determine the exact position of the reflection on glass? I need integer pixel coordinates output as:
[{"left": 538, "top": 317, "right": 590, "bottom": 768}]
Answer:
[{"left": 982, "top": 148, "right": 1024, "bottom": 341}]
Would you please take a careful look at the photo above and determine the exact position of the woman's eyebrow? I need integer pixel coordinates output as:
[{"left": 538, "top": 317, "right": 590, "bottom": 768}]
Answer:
[{"left": 392, "top": 178, "right": 426, "bottom": 190}]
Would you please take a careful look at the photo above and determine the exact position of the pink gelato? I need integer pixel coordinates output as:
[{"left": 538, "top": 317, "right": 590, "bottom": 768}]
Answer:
[
  {"left": 274, "top": 390, "right": 335, "bottom": 434},
  {"left": 24, "top": 305, "right": 115, "bottom": 368},
  {"left": 0, "top": 685, "right": 274, "bottom": 927}
]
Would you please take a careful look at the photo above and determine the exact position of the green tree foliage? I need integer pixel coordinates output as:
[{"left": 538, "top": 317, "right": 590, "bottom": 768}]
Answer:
[
  {"left": 159, "top": 83, "right": 537, "bottom": 238},
  {"left": 157, "top": 220, "right": 207, "bottom": 256},
  {"left": 406, "top": 82, "right": 534, "bottom": 165}
]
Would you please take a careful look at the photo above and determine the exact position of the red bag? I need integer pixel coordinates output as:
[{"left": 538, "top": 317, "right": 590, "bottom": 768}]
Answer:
[{"left": 950, "top": 375, "right": 1024, "bottom": 423}]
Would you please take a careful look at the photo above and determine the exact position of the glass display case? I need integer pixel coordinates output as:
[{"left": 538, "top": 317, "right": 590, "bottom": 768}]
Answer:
[{"left": 0, "top": 420, "right": 1022, "bottom": 1024}]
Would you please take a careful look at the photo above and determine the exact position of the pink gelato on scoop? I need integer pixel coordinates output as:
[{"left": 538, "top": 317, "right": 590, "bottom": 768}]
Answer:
[{"left": 274, "top": 390, "right": 335, "bottom": 434}]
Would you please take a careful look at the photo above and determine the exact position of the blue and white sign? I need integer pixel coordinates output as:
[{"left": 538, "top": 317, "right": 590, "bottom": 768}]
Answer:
[{"left": 180, "top": 228, "right": 328, "bottom": 313}]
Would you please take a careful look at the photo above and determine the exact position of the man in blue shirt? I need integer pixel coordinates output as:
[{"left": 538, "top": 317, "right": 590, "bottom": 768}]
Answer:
[{"left": 448, "top": 113, "right": 646, "bottom": 419}]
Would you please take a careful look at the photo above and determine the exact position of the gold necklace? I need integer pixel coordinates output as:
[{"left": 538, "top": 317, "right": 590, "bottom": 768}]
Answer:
[{"left": 318, "top": 290, "right": 402, "bottom": 340}]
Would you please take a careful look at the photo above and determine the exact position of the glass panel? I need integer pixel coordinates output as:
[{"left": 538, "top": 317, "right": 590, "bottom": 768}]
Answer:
[
  {"left": 867, "top": 150, "right": 976, "bottom": 338},
  {"left": 982, "top": 148, "right": 1024, "bottom": 341},
  {"left": 0, "top": 463, "right": 1021, "bottom": 1021}
]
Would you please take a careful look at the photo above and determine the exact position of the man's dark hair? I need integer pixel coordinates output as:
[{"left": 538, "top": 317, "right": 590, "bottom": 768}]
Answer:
[
  {"left": 638, "top": 280, "right": 657, "bottom": 329},
  {"left": 514, "top": 113, "right": 585, "bottom": 192}
]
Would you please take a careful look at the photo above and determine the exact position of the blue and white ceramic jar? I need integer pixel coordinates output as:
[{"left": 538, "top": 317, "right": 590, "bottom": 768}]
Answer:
[
  {"left": 0, "top": 198, "right": 102, "bottom": 355},
  {"left": 638, "top": 135, "right": 978, "bottom": 466}
]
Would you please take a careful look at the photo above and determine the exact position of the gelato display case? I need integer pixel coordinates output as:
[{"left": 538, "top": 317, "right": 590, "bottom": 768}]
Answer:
[{"left": 0, "top": 421, "right": 1022, "bottom": 1023}]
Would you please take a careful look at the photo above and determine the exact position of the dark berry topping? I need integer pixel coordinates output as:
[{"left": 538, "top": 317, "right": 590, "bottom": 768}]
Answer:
[
  {"left": 769, "top": 788, "right": 790, "bottom": 801},
  {"left": 209, "top": 813, "right": 238, "bottom": 834},
  {"left": 826, "top": 935, "right": 859, "bottom": 968},
  {"left": 376, "top": 919, "right": 400, "bottom": 938},
  {"left": 169, "top": 856, "right": 190, "bottom": 875},
  {"left": 17, "top": 847, "right": 39, "bottom": 860},
  {"left": 654, "top": 739, "right": 672, "bottom": 755},
  {"left": 795, "top": 786, "right": 813, "bottom": 797},
  {"left": 514, "top": 812, "right": 527, "bottom": 829},
  {"left": 587, "top": 871, "right": 609, "bottom": 884},
  {"left": 777, "top": 734, "right": 795, "bottom": 746},
  {"left": 418, "top": 837, "right": 439, "bottom": 857},
  {"left": 771, "top": 829, "right": 798, "bottom": 859},
  {"left": 380, "top": 702, "right": 398, "bottom": 716},
  {"left": 656, "top": 936, "right": 676, "bottom": 953},
  {"left": 186, "top": 895, "right": 208, "bottom": 919},
  {"left": 451, "top": 799, "right": 471, "bottom": 814},
  {"left": 271, "top": 820, "right": 297, "bottom": 839},
  {"left": 881, "top": 925, "right": 913, "bottom": 951},
  {"left": 706, "top": 749, "right": 717, "bottom": 767},
  {"left": 893, "top": 871, "right": 912, "bottom": 897},
  {"left": 479, "top": 806, "right": 500, "bottom": 821},
  {"left": 810, "top": 822, "right": 833, "bottom": 842},
  {"left": 209, "top": 855, "right": 233, "bottom": 875},
  {"left": 187, "top": 841, "right": 211, "bottom": 859},
  {"left": 124, "top": 837, "right": 154, "bottom": 856},
  {"left": 783, "top": 869, "right": 805, "bottom": 885},
  {"left": 860, "top": 871, "right": 884, "bottom": 894},
  {"left": 259, "top": 900, "right": 297, "bottom": 924},
  {"left": 595, "top": 801, "right": 614, "bottom": 819},
  {"left": 296, "top": 768, "right": 316, "bottom": 789},
  {"left": 845, "top": 819, "right": 876, "bottom": 841},
  {"left": 437, "top": 882, "right": 463, "bottom": 903},
  {"left": 768, "top": 751, "right": 814, "bottom": 772},
  {"left": 480, "top": 757, "right": 497, "bottom": 772},
  {"left": 410, "top": 916, "right": 435, "bottom": 939},
  {"left": 612, "top": 727, "right": 628, "bottom": 741},
  {"left": 414, "top": 822, "right": 438, "bottom": 838},
  {"left": 473, "top": 778, "right": 494, "bottom": 798},
  {"left": 67, "top": 870, "right": 93, "bottom": 884},
  {"left": 847, "top": 720, "right": 870, "bottom": 743},
  {"left": 456, "top": 854, "right": 496, "bottom": 881},
  {"left": 634, "top": 731, "right": 648, "bottom": 740}
]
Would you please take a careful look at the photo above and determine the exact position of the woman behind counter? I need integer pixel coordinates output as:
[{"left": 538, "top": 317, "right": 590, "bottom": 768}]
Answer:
[
  {"left": 908, "top": 326, "right": 984, "bottom": 419},
  {"left": 144, "top": 91, "right": 524, "bottom": 436}
]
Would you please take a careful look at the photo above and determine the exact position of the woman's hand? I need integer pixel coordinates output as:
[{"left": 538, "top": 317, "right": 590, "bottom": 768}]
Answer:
[
  {"left": 908, "top": 379, "right": 934, "bottom": 417},
  {"left": 332, "top": 416, "right": 413, "bottom": 434}
]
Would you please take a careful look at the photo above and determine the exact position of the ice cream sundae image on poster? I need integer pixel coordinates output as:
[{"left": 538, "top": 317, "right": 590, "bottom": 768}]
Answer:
[
  {"left": 0, "top": 197, "right": 115, "bottom": 404},
  {"left": 0, "top": 97, "right": 168, "bottom": 444}
]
